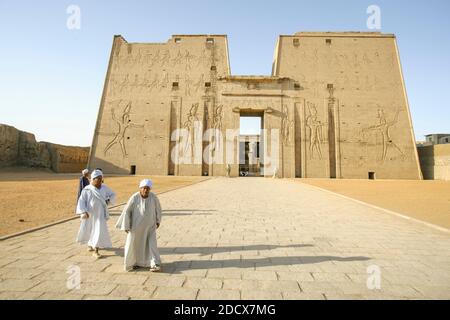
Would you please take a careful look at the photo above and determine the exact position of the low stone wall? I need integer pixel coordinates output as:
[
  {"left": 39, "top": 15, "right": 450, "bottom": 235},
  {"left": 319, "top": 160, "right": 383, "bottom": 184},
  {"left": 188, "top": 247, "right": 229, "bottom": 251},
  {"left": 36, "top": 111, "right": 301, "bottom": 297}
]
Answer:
[
  {"left": 417, "top": 144, "right": 450, "bottom": 180},
  {"left": 0, "top": 124, "right": 89, "bottom": 173}
]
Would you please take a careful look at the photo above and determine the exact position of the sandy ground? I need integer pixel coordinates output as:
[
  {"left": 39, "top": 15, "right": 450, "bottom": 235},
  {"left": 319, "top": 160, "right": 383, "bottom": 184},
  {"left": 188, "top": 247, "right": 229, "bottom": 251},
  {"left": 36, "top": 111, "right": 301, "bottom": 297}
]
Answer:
[
  {"left": 0, "top": 167, "right": 207, "bottom": 237},
  {"left": 300, "top": 179, "right": 450, "bottom": 229},
  {"left": 1, "top": 166, "right": 448, "bottom": 237}
]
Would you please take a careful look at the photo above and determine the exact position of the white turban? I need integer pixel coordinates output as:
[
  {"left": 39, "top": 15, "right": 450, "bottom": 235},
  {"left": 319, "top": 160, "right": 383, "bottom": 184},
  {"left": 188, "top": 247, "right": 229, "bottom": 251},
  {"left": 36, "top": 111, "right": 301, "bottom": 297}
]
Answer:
[
  {"left": 139, "top": 179, "right": 153, "bottom": 189},
  {"left": 91, "top": 169, "right": 103, "bottom": 180},
  {"left": 82, "top": 169, "right": 89, "bottom": 175}
]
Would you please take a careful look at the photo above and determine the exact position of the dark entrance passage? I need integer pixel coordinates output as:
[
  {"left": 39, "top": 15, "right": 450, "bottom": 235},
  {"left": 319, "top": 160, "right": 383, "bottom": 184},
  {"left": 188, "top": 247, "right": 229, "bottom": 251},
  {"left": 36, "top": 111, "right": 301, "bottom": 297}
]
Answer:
[{"left": 239, "top": 113, "right": 263, "bottom": 177}]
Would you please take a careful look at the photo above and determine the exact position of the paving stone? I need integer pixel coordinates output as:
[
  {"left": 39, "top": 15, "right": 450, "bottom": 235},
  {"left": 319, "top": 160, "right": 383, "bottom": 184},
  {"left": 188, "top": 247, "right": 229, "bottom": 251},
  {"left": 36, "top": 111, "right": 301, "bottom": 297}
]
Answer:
[
  {"left": 0, "top": 178, "right": 448, "bottom": 300},
  {"left": 241, "top": 290, "right": 282, "bottom": 300},
  {"left": 0, "top": 279, "right": 41, "bottom": 292},
  {"left": 29, "top": 280, "right": 71, "bottom": 294},
  {"left": 111, "top": 274, "right": 149, "bottom": 285},
  {"left": 152, "top": 287, "right": 198, "bottom": 300},
  {"left": 183, "top": 277, "right": 223, "bottom": 289},
  {"left": 197, "top": 288, "right": 240, "bottom": 300},
  {"left": 109, "top": 284, "right": 156, "bottom": 298},
  {"left": 144, "top": 274, "right": 186, "bottom": 288}
]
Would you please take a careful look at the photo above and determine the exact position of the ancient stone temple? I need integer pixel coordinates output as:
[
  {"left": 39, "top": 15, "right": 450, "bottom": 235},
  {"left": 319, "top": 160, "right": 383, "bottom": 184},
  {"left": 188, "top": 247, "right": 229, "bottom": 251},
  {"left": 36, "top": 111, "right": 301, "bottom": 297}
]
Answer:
[{"left": 88, "top": 32, "right": 422, "bottom": 179}]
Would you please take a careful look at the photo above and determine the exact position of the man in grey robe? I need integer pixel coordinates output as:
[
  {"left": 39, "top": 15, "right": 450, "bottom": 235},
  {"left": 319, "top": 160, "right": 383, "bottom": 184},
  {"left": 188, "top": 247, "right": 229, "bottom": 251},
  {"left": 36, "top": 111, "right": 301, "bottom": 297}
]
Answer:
[{"left": 116, "top": 179, "right": 162, "bottom": 272}]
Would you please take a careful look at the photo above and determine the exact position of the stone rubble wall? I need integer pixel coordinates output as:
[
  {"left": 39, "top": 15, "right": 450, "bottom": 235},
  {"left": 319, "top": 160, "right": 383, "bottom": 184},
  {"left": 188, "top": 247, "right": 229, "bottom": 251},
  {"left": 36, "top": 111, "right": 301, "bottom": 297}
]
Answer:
[{"left": 0, "top": 124, "right": 89, "bottom": 173}]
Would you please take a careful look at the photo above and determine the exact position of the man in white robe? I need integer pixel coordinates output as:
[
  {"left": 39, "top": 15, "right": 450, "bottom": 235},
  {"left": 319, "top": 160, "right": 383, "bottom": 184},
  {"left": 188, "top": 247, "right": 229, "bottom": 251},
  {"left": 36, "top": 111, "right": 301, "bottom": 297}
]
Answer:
[
  {"left": 76, "top": 169, "right": 116, "bottom": 259},
  {"left": 116, "top": 179, "right": 162, "bottom": 272}
]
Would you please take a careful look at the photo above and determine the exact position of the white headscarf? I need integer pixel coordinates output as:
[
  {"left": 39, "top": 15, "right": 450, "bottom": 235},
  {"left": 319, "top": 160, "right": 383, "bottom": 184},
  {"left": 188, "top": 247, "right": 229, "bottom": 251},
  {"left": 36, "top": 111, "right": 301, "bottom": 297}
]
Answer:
[
  {"left": 91, "top": 169, "right": 103, "bottom": 180},
  {"left": 139, "top": 179, "right": 153, "bottom": 188},
  {"left": 82, "top": 169, "right": 89, "bottom": 175}
]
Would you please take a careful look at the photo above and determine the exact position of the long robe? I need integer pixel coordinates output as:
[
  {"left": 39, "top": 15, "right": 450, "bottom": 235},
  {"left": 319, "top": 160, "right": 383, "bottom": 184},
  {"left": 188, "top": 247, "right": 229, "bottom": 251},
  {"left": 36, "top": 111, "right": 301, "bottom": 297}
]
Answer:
[
  {"left": 76, "top": 184, "right": 116, "bottom": 248},
  {"left": 77, "top": 176, "right": 90, "bottom": 200},
  {"left": 116, "top": 192, "right": 162, "bottom": 271}
]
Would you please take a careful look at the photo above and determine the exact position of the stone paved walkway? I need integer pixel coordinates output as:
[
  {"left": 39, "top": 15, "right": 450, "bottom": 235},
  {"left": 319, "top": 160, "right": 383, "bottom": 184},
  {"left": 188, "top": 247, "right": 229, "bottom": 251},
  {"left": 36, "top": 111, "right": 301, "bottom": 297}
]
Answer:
[{"left": 0, "top": 178, "right": 449, "bottom": 300}]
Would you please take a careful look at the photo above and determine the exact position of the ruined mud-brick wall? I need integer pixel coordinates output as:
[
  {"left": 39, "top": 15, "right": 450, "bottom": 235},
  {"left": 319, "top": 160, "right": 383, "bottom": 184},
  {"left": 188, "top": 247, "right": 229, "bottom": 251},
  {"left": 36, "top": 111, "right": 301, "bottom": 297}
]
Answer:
[
  {"left": 0, "top": 124, "right": 89, "bottom": 173},
  {"left": 88, "top": 35, "right": 230, "bottom": 175},
  {"left": 45, "top": 143, "right": 90, "bottom": 173},
  {"left": 0, "top": 124, "right": 20, "bottom": 167},
  {"left": 418, "top": 144, "right": 450, "bottom": 180},
  {"left": 273, "top": 32, "right": 422, "bottom": 179}
]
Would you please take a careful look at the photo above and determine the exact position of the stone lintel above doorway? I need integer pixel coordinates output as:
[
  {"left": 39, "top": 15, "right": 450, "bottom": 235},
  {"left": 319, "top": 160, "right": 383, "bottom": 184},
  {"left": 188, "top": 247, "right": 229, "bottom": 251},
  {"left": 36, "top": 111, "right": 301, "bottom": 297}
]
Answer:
[{"left": 233, "top": 106, "right": 273, "bottom": 114}]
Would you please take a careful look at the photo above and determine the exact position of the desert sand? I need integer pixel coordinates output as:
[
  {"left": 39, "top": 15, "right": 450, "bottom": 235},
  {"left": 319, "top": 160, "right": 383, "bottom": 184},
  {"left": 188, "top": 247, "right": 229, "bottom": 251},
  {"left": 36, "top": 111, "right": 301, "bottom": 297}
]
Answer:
[
  {"left": 300, "top": 179, "right": 450, "bottom": 229},
  {"left": 1, "top": 167, "right": 449, "bottom": 237},
  {"left": 0, "top": 167, "right": 207, "bottom": 237}
]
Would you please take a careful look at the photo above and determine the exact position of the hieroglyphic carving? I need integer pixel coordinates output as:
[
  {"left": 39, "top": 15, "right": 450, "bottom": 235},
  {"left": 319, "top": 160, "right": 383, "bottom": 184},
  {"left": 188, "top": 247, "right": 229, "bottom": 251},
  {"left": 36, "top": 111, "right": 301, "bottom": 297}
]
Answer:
[
  {"left": 140, "top": 72, "right": 151, "bottom": 89},
  {"left": 193, "top": 74, "right": 205, "bottom": 93},
  {"left": 224, "top": 97, "right": 279, "bottom": 111},
  {"left": 184, "top": 50, "right": 195, "bottom": 70},
  {"left": 361, "top": 108, "right": 406, "bottom": 162},
  {"left": 149, "top": 73, "right": 159, "bottom": 91},
  {"left": 305, "top": 102, "right": 326, "bottom": 160},
  {"left": 134, "top": 48, "right": 142, "bottom": 65},
  {"left": 352, "top": 53, "right": 361, "bottom": 68},
  {"left": 182, "top": 103, "right": 199, "bottom": 156},
  {"left": 281, "top": 105, "right": 294, "bottom": 145},
  {"left": 362, "top": 53, "right": 373, "bottom": 65},
  {"left": 160, "top": 49, "right": 171, "bottom": 67},
  {"left": 130, "top": 74, "right": 140, "bottom": 91},
  {"left": 149, "top": 49, "right": 161, "bottom": 68},
  {"left": 327, "top": 86, "right": 335, "bottom": 101},
  {"left": 159, "top": 73, "right": 169, "bottom": 88},
  {"left": 211, "top": 105, "right": 223, "bottom": 131},
  {"left": 143, "top": 49, "right": 153, "bottom": 65},
  {"left": 104, "top": 101, "right": 144, "bottom": 157},
  {"left": 118, "top": 74, "right": 129, "bottom": 93},
  {"left": 197, "top": 48, "right": 209, "bottom": 66},
  {"left": 208, "top": 104, "right": 224, "bottom": 156},
  {"left": 312, "top": 48, "right": 319, "bottom": 64},
  {"left": 185, "top": 75, "right": 193, "bottom": 96},
  {"left": 172, "top": 50, "right": 184, "bottom": 66},
  {"left": 213, "top": 47, "right": 225, "bottom": 65}
]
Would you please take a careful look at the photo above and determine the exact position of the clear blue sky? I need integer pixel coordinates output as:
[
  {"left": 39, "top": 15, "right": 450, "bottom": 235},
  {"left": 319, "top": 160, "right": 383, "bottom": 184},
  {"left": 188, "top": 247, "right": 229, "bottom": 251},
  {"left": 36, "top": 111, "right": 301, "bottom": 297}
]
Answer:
[{"left": 1, "top": 0, "right": 449, "bottom": 146}]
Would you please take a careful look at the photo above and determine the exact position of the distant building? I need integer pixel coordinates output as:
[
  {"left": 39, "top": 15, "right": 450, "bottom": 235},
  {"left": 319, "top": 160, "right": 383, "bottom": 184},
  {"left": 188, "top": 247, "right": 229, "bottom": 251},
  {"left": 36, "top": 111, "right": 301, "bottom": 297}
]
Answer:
[{"left": 423, "top": 134, "right": 450, "bottom": 145}]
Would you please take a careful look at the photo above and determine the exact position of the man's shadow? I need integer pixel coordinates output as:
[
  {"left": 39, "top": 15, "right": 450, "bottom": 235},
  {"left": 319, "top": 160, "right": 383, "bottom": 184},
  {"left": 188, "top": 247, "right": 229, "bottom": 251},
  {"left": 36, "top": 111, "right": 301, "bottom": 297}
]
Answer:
[{"left": 103, "top": 243, "right": 370, "bottom": 274}]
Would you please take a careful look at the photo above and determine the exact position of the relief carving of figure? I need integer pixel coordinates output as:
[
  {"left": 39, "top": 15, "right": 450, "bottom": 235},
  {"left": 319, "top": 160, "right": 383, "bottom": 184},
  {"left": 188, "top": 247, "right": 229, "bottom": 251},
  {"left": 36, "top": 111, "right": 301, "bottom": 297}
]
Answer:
[
  {"left": 281, "top": 105, "right": 294, "bottom": 145},
  {"left": 171, "top": 50, "right": 183, "bottom": 66},
  {"left": 185, "top": 75, "right": 193, "bottom": 96},
  {"left": 104, "top": 101, "right": 144, "bottom": 157},
  {"left": 361, "top": 108, "right": 406, "bottom": 162},
  {"left": 211, "top": 105, "right": 223, "bottom": 131},
  {"left": 182, "top": 103, "right": 199, "bottom": 156},
  {"left": 305, "top": 102, "right": 326, "bottom": 160},
  {"left": 209, "top": 104, "right": 223, "bottom": 154},
  {"left": 159, "top": 73, "right": 169, "bottom": 89},
  {"left": 184, "top": 50, "right": 195, "bottom": 70}
]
